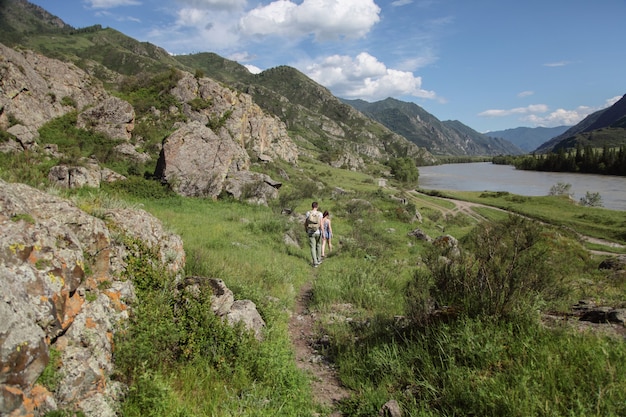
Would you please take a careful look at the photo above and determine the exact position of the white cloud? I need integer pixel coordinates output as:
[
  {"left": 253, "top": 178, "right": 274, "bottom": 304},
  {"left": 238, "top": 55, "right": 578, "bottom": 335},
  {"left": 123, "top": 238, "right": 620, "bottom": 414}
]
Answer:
[
  {"left": 543, "top": 61, "right": 571, "bottom": 67},
  {"left": 391, "top": 0, "right": 413, "bottom": 6},
  {"left": 522, "top": 108, "right": 590, "bottom": 127},
  {"left": 228, "top": 51, "right": 256, "bottom": 62},
  {"left": 147, "top": 5, "right": 243, "bottom": 52},
  {"left": 479, "top": 96, "right": 621, "bottom": 127},
  {"left": 86, "top": 0, "right": 141, "bottom": 8},
  {"left": 302, "top": 52, "right": 436, "bottom": 101},
  {"left": 478, "top": 104, "right": 548, "bottom": 118},
  {"left": 244, "top": 64, "right": 262, "bottom": 74},
  {"left": 605, "top": 95, "right": 622, "bottom": 107},
  {"left": 239, "top": 0, "right": 381, "bottom": 41},
  {"left": 517, "top": 90, "right": 534, "bottom": 98}
]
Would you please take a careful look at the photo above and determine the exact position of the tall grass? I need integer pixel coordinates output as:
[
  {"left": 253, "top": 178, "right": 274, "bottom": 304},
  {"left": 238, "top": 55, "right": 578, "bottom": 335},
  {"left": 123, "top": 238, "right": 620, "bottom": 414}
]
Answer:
[{"left": 333, "top": 316, "right": 626, "bottom": 417}]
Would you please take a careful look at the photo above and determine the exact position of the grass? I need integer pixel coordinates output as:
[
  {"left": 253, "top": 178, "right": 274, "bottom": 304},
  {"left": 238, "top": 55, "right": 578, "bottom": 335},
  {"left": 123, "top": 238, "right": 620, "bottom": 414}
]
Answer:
[
  {"left": 2, "top": 146, "right": 626, "bottom": 416},
  {"left": 425, "top": 189, "right": 626, "bottom": 246}
]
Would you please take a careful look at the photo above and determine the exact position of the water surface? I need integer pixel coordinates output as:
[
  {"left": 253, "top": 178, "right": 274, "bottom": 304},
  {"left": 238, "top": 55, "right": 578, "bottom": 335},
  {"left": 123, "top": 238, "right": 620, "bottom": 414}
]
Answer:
[{"left": 418, "top": 162, "right": 626, "bottom": 211}]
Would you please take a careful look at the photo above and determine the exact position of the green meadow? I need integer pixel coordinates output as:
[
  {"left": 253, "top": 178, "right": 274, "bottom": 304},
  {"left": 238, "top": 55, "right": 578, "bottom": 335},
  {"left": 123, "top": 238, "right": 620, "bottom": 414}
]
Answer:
[
  {"left": 2, "top": 125, "right": 625, "bottom": 415},
  {"left": 96, "top": 160, "right": 625, "bottom": 416}
]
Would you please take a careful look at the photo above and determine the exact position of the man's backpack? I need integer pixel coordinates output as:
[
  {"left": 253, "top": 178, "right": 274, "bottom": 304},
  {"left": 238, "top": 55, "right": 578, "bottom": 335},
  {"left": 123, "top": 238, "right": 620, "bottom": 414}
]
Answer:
[{"left": 306, "top": 211, "right": 321, "bottom": 232}]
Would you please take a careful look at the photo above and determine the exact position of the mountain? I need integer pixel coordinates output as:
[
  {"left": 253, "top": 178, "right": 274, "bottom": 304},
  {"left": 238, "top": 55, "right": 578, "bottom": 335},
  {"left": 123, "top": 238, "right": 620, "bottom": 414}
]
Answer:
[
  {"left": 0, "top": 2, "right": 435, "bottom": 168},
  {"left": 342, "top": 97, "right": 523, "bottom": 156},
  {"left": 486, "top": 126, "right": 570, "bottom": 152},
  {"left": 175, "top": 56, "right": 435, "bottom": 164},
  {"left": 534, "top": 94, "right": 626, "bottom": 153}
]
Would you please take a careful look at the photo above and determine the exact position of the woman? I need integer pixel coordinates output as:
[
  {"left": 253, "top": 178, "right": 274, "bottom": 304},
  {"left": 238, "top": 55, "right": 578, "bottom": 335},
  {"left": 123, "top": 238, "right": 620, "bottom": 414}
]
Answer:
[{"left": 321, "top": 210, "right": 333, "bottom": 258}]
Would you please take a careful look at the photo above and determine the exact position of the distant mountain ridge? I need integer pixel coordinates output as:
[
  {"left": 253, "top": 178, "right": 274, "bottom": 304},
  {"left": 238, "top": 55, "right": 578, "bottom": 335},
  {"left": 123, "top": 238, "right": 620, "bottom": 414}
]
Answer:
[
  {"left": 342, "top": 97, "right": 523, "bottom": 156},
  {"left": 535, "top": 94, "right": 626, "bottom": 153},
  {"left": 486, "top": 126, "right": 570, "bottom": 152}
]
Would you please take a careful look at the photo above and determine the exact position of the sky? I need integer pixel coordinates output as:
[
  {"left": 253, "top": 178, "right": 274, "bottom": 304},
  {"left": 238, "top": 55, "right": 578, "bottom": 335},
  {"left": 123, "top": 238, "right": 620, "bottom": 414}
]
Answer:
[{"left": 27, "top": 0, "right": 626, "bottom": 133}]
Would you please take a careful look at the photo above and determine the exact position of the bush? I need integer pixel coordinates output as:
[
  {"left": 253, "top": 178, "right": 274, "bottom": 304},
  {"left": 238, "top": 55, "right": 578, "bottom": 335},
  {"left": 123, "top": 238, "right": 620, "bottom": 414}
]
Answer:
[{"left": 423, "top": 215, "right": 558, "bottom": 319}]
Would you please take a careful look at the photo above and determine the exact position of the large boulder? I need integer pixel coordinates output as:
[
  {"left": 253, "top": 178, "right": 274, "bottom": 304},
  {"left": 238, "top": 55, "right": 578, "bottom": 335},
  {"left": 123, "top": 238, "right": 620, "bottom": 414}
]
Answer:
[
  {"left": 47, "top": 158, "right": 127, "bottom": 189},
  {"left": 154, "top": 121, "right": 250, "bottom": 197},
  {"left": 77, "top": 96, "right": 135, "bottom": 141},
  {"left": 0, "top": 179, "right": 185, "bottom": 416},
  {"left": 223, "top": 171, "right": 282, "bottom": 205}
]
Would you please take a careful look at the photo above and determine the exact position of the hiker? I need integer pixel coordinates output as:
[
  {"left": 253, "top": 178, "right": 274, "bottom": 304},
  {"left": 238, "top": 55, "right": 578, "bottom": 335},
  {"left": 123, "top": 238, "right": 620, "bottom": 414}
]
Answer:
[
  {"left": 304, "top": 201, "right": 323, "bottom": 267},
  {"left": 321, "top": 210, "right": 333, "bottom": 258}
]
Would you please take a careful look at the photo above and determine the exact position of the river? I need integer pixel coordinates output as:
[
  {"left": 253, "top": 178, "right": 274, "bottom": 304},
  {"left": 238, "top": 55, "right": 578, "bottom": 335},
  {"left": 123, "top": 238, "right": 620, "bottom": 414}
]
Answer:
[{"left": 418, "top": 162, "right": 626, "bottom": 211}]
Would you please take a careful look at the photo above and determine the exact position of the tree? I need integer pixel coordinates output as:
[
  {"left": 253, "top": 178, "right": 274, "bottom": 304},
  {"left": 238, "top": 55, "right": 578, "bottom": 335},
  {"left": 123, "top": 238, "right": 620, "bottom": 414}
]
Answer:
[{"left": 386, "top": 157, "right": 419, "bottom": 185}]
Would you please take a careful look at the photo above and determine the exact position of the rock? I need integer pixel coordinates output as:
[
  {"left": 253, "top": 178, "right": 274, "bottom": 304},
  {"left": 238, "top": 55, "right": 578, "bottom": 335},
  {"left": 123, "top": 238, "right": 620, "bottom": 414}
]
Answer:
[
  {"left": 226, "top": 300, "right": 266, "bottom": 341},
  {"left": 178, "top": 277, "right": 265, "bottom": 340},
  {"left": 407, "top": 228, "right": 432, "bottom": 242},
  {"left": 171, "top": 73, "right": 298, "bottom": 164},
  {"left": 154, "top": 120, "right": 250, "bottom": 197},
  {"left": 0, "top": 43, "right": 107, "bottom": 133},
  {"left": 114, "top": 142, "right": 151, "bottom": 164},
  {"left": 155, "top": 73, "right": 300, "bottom": 200},
  {"left": 48, "top": 158, "right": 126, "bottom": 189},
  {"left": 379, "top": 399, "right": 402, "bottom": 417},
  {"left": 77, "top": 96, "right": 135, "bottom": 141},
  {"left": 330, "top": 151, "right": 364, "bottom": 171},
  {"left": 6, "top": 124, "right": 38, "bottom": 149},
  {"left": 0, "top": 179, "right": 186, "bottom": 417},
  {"left": 48, "top": 164, "right": 101, "bottom": 189},
  {"left": 223, "top": 170, "right": 282, "bottom": 205},
  {"left": 599, "top": 255, "right": 626, "bottom": 271}
]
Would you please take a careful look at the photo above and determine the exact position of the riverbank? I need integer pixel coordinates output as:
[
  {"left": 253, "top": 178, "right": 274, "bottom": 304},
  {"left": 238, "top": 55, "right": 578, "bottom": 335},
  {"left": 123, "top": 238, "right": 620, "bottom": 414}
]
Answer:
[{"left": 418, "top": 162, "right": 626, "bottom": 211}]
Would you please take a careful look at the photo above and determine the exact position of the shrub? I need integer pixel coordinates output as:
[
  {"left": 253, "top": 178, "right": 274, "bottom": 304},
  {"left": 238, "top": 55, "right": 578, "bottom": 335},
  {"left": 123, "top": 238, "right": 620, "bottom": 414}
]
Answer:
[
  {"left": 549, "top": 182, "right": 572, "bottom": 196},
  {"left": 423, "top": 215, "right": 559, "bottom": 319},
  {"left": 579, "top": 191, "right": 603, "bottom": 207}
]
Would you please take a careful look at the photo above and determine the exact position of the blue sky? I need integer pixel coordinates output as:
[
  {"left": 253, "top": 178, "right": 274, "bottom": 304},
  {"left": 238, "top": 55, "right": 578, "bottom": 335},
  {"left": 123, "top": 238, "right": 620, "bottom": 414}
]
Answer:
[{"left": 28, "top": 0, "right": 625, "bottom": 133}]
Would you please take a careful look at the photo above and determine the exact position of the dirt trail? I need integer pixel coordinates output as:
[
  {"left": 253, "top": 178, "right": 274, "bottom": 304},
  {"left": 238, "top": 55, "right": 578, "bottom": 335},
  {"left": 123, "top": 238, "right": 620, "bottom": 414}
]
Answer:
[{"left": 288, "top": 279, "right": 350, "bottom": 416}]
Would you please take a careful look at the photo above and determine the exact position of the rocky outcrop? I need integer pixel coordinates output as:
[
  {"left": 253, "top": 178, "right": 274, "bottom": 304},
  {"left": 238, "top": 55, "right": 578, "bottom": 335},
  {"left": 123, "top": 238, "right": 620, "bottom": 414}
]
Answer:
[
  {"left": 154, "top": 120, "right": 284, "bottom": 202},
  {"left": 0, "top": 43, "right": 108, "bottom": 149},
  {"left": 48, "top": 158, "right": 127, "bottom": 189},
  {"left": 76, "top": 96, "right": 135, "bottom": 141},
  {"left": 0, "top": 179, "right": 264, "bottom": 416},
  {"left": 0, "top": 179, "right": 185, "bottom": 416},
  {"left": 154, "top": 120, "right": 250, "bottom": 197},
  {"left": 154, "top": 74, "right": 297, "bottom": 201},
  {"left": 179, "top": 277, "right": 265, "bottom": 341},
  {"left": 171, "top": 73, "right": 298, "bottom": 164},
  {"left": 223, "top": 171, "right": 281, "bottom": 205}
]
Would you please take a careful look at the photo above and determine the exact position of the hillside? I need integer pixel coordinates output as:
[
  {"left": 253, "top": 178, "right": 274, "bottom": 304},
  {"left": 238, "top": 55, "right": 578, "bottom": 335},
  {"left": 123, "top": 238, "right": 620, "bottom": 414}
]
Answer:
[
  {"left": 342, "top": 97, "right": 523, "bottom": 156},
  {"left": 0, "top": 3, "right": 435, "bottom": 168},
  {"left": 486, "top": 125, "right": 570, "bottom": 152},
  {"left": 535, "top": 94, "right": 626, "bottom": 153},
  {"left": 2, "top": 1, "right": 626, "bottom": 417},
  {"left": 175, "top": 56, "right": 436, "bottom": 165}
]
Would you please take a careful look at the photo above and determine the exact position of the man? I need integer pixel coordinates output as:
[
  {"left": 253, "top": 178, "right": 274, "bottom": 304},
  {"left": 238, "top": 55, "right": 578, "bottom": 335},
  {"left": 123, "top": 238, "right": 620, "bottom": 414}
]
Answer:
[{"left": 304, "top": 201, "right": 323, "bottom": 267}]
